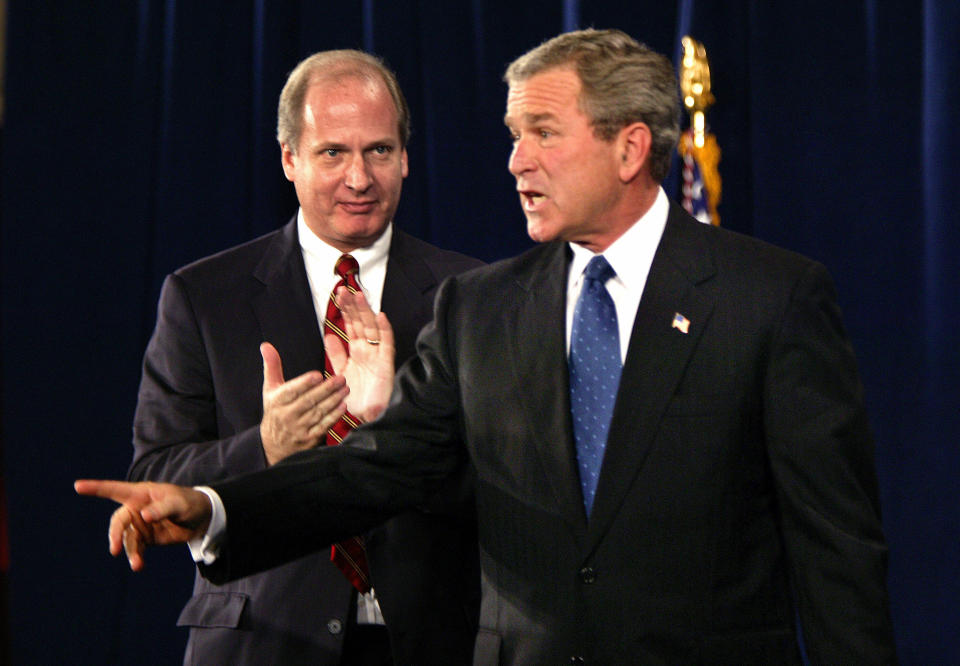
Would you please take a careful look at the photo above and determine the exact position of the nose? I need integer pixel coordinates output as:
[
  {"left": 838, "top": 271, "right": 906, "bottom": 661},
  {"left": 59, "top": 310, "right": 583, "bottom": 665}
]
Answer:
[
  {"left": 508, "top": 136, "right": 535, "bottom": 176},
  {"left": 344, "top": 154, "right": 372, "bottom": 192}
]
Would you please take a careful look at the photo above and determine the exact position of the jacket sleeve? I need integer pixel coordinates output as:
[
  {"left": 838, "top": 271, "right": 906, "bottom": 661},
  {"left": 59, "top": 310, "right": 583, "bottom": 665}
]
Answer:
[
  {"left": 127, "top": 273, "right": 266, "bottom": 485},
  {"left": 764, "top": 261, "right": 896, "bottom": 663}
]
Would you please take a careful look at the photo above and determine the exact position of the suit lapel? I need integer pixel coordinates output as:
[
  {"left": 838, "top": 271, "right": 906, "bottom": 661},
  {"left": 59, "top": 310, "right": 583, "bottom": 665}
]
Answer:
[
  {"left": 507, "top": 241, "right": 589, "bottom": 536},
  {"left": 380, "top": 230, "right": 439, "bottom": 362},
  {"left": 586, "top": 205, "right": 718, "bottom": 551},
  {"left": 251, "top": 219, "right": 326, "bottom": 378}
]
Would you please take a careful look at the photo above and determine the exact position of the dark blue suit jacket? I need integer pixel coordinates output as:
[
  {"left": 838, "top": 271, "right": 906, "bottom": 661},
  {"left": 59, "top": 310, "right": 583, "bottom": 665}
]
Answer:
[
  {"left": 203, "top": 204, "right": 896, "bottom": 664},
  {"left": 129, "top": 217, "right": 483, "bottom": 665}
]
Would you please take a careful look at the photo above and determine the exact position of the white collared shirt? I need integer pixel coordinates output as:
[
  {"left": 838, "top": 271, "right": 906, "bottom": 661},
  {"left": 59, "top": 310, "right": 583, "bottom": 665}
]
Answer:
[
  {"left": 297, "top": 210, "right": 391, "bottom": 320},
  {"left": 565, "top": 187, "right": 670, "bottom": 363}
]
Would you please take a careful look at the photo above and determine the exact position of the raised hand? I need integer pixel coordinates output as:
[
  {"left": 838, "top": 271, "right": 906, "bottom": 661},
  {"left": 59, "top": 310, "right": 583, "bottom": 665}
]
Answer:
[
  {"left": 324, "top": 286, "right": 396, "bottom": 423},
  {"left": 74, "top": 480, "right": 212, "bottom": 571},
  {"left": 259, "top": 343, "right": 349, "bottom": 465}
]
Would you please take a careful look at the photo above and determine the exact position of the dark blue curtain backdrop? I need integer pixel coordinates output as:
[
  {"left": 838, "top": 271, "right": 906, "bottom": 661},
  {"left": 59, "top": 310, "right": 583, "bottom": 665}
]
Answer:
[{"left": 1, "top": 2, "right": 957, "bottom": 663}]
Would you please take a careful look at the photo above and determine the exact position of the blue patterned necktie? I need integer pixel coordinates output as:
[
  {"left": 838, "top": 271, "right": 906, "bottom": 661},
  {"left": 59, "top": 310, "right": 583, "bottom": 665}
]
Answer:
[{"left": 569, "top": 255, "right": 622, "bottom": 516}]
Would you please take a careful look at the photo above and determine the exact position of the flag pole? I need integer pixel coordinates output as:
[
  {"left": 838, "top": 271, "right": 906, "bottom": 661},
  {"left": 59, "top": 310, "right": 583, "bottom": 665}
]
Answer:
[{"left": 678, "top": 36, "right": 722, "bottom": 225}]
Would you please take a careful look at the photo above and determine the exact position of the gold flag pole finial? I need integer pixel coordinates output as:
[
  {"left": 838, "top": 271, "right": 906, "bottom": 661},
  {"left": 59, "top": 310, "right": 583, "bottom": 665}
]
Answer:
[
  {"left": 680, "top": 36, "right": 714, "bottom": 149},
  {"left": 678, "top": 36, "right": 721, "bottom": 225}
]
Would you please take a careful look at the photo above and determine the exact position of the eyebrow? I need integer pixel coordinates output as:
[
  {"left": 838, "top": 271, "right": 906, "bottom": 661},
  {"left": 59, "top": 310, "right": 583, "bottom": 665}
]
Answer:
[
  {"left": 312, "top": 138, "right": 398, "bottom": 151},
  {"left": 503, "top": 112, "right": 558, "bottom": 127}
]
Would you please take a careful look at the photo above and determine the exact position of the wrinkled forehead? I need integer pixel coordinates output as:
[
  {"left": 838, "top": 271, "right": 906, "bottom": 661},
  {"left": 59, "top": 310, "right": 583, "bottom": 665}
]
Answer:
[
  {"left": 504, "top": 67, "right": 582, "bottom": 126},
  {"left": 298, "top": 78, "right": 401, "bottom": 147}
]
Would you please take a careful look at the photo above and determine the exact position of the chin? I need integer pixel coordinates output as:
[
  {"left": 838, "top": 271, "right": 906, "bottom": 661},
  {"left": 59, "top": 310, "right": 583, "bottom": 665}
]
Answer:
[
  {"left": 526, "top": 220, "right": 558, "bottom": 244},
  {"left": 340, "top": 219, "right": 388, "bottom": 238}
]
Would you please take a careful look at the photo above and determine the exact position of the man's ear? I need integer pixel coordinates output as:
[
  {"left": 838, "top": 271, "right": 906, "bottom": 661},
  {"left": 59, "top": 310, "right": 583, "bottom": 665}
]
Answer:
[
  {"left": 617, "top": 122, "right": 652, "bottom": 183},
  {"left": 280, "top": 143, "right": 297, "bottom": 182}
]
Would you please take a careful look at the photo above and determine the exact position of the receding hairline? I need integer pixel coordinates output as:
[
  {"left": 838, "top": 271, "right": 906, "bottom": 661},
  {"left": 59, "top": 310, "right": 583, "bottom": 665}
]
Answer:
[
  {"left": 306, "top": 56, "right": 388, "bottom": 87},
  {"left": 277, "top": 49, "right": 411, "bottom": 151},
  {"left": 302, "top": 69, "right": 395, "bottom": 109}
]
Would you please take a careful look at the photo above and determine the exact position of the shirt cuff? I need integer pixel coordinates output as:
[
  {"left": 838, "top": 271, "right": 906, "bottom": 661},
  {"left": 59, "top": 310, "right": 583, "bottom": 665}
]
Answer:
[{"left": 187, "top": 486, "right": 226, "bottom": 565}]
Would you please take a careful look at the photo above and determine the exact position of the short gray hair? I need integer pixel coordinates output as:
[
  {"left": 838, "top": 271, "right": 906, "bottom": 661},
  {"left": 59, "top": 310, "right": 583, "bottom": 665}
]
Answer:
[
  {"left": 504, "top": 29, "right": 680, "bottom": 182},
  {"left": 277, "top": 50, "right": 410, "bottom": 152}
]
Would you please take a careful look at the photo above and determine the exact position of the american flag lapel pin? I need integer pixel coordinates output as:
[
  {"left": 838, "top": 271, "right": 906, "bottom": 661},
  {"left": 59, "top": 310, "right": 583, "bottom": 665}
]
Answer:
[{"left": 672, "top": 312, "right": 691, "bottom": 334}]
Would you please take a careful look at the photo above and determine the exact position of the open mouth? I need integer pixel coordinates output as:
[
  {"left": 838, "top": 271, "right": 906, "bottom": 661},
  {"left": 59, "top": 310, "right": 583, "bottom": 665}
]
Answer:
[{"left": 519, "top": 191, "right": 546, "bottom": 211}]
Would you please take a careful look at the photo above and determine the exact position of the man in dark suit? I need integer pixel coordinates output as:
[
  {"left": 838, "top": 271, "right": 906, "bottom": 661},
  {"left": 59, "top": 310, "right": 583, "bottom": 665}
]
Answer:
[
  {"left": 126, "top": 50, "right": 482, "bottom": 665},
  {"left": 80, "top": 29, "right": 896, "bottom": 664}
]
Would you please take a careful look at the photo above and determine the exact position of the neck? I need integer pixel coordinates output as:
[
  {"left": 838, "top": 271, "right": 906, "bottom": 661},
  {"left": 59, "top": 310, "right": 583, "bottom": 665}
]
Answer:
[{"left": 575, "top": 183, "right": 660, "bottom": 253}]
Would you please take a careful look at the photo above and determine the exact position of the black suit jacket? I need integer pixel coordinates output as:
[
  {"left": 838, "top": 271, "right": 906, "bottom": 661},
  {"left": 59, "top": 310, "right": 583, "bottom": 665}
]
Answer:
[
  {"left": 206, "top": 204, "right": 896, "bottom": 664},
  {"left": 130, "top": 218, "right": 483, "bottom": 665}
]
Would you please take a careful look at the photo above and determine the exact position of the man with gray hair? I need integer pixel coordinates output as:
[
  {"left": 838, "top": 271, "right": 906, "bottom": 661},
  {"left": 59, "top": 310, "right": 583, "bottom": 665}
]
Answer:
[
  {"left": 124, "top": 49, "right": 481, "bottom": 665},
  {"left": 82, "top": 29, "right": 896, "bottom": 664}
]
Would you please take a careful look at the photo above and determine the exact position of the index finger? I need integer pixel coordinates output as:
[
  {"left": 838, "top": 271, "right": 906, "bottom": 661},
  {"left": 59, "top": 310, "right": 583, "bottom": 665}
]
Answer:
[
  {"left": 268, "top": 370, "right": 325, "bottom": 406},
  {"left": 337, "top": 287, "right": 374, "bottom": 325},
  {"left": 75, "top": 479, "right": 144, "bottom": 503},
  {"left": 338, "top": 289, "right": 394, "bottom": 346}
]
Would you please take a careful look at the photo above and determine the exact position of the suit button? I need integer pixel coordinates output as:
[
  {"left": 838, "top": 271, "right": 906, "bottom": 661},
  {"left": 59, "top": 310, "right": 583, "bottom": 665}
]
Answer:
[
  {"left": 326, "top": 618, "right": 343, "bottom": 635},
  {"left": 579, "top": 566, "right": 596, "bottom": 584}
]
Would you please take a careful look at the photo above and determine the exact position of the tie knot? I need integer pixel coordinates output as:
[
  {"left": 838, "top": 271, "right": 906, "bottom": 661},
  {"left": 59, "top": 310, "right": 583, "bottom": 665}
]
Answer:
[
  {"left": 335, "top": 254, "right": 359, "bottom": 279},
  {"left": 583, "top": 255, "right": 615, "bottom": 284}
]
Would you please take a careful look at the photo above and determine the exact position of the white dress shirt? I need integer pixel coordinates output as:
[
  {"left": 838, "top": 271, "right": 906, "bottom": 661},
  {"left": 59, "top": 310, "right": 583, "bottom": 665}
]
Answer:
[
  {"left": 297, "top": 211, "right": 391, "bottom": 318},
  {"left": 565, "top": 187, "right": 670, "bottom": 362}
]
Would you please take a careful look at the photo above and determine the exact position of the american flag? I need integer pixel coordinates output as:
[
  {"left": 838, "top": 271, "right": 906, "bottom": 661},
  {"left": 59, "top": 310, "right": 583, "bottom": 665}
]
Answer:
[
  {"left": 680, "top": 129, "right": 716, "bottom": 225},
  {"left": 681, "top": 143, "right": 712, "bottom": 224}
]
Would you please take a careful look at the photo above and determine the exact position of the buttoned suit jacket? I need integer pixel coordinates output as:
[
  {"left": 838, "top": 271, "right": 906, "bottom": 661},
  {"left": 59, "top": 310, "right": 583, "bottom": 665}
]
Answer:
[
  {"left": 205, "top": 203, "right": 896, "bottom": 665},
  {"left": 130, "top": 217, "right": 483, "bottom": 665}
]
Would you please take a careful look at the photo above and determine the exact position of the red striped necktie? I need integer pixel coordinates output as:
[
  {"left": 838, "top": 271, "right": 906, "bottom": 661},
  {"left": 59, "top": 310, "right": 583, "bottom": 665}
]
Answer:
[{"left": 323, "top": 253, "right": 371, "bottom": 593}]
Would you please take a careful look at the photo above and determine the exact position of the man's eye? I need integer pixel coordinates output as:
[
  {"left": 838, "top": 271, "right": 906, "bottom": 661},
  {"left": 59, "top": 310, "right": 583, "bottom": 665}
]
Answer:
[
  {"left": 373, "top": 145, "right": 391, "bottom": 155},
  {"left": 324, "top": 149, "right": 340, "bottom": 157},
  {"left": 539, "top": 130, "right": 553, "bottom": 139}
]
